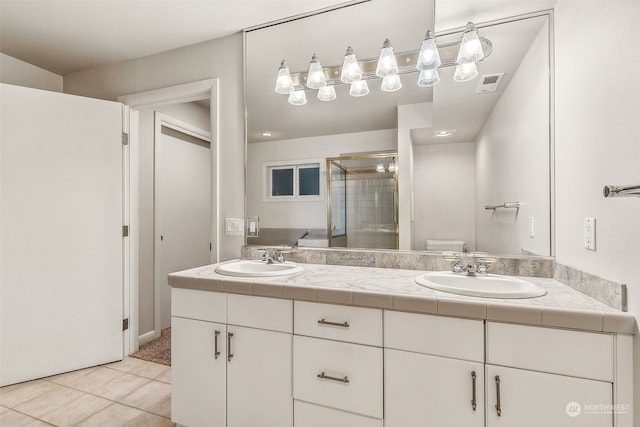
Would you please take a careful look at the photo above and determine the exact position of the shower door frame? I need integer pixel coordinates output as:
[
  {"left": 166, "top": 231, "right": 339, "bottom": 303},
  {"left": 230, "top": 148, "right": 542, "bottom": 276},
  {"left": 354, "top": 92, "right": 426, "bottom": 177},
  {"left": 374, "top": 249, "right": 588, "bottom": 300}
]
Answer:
[{"left": 326, "top": 152, "right": 399, "bottom": 249}]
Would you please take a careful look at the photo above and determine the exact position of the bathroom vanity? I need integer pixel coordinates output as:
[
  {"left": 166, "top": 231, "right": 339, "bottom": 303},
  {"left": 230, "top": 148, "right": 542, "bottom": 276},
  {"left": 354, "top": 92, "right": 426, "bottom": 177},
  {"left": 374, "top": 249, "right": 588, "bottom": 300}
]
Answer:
[{"left": 169, "top": 262, "right": 635, "bottom": 427}]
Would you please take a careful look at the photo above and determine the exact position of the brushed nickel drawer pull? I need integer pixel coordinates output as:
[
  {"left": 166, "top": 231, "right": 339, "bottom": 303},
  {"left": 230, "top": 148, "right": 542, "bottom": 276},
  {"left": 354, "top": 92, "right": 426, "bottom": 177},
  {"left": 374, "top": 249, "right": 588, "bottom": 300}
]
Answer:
[
  {"left": 317, "top": 318, "right": 350, "bottom": 328},
  {"left": 495, "top": 375, "right": 502, "bottom": 417},
  {"left": 227, "top": 332, "right": 234, "bottom": 362},
  {"left": 214, "top": 330, "right": 220, "bottom": 359},
  {"left": 471, "top": 371, "right": 477, "bottom": 411},
  {"left": 317, "top": 371, "right": 349, "bottom": 384}
]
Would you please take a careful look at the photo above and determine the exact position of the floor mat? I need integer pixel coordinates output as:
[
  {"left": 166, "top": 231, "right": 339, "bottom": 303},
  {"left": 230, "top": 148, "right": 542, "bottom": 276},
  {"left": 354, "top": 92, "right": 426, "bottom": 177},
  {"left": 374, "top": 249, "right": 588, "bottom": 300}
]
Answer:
[{"left": 130, "top": 327, "right": 171, "bottom": 366}]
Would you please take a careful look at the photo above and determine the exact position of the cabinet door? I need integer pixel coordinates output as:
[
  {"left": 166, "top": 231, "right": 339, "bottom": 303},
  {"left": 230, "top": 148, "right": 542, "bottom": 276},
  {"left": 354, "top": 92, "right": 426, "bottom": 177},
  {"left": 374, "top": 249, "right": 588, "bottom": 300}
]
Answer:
[
  {"left": 227, "top": 326, "right": 292, "bottom": 427},
  {"left": 385, "top": 349, "right": 484, "bottom": 427},
  {"left": 171, "top": 316, "right": 226, "bottom": 427},
  {"left": 486, "top": 365, "right": 613, "bottom": 427}
]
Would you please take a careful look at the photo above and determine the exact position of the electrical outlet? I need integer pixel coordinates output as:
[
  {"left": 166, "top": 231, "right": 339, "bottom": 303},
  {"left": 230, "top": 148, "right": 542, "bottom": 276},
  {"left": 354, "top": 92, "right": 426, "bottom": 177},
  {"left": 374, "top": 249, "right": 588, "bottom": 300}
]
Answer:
[
  {"left": 584, "top": 218, "right": 596, "bottom": 250},
  {"left": 528, "top": 216, "right": 535, "bottom": 238}
]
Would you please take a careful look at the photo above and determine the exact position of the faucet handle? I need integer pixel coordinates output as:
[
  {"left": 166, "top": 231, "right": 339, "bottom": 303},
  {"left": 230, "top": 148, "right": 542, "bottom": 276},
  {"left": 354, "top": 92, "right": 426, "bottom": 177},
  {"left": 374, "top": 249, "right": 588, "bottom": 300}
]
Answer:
[
  {"left": 445, "top": 256, "right": 465, "bottom": 273},
  {"left": 475, "top": 257, "right": 495, "bottom": 274}
]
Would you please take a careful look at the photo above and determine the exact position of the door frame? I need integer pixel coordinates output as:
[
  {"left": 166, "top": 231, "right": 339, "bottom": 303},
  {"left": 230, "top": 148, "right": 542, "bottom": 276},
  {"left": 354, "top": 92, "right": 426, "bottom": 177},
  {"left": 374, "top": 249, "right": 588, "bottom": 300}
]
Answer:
[
  {"left": 154, "top": 112, "right": 212, "bottom": 335},
  {"left": 118, "top": 78, "right": 220, "bottom": 350}
]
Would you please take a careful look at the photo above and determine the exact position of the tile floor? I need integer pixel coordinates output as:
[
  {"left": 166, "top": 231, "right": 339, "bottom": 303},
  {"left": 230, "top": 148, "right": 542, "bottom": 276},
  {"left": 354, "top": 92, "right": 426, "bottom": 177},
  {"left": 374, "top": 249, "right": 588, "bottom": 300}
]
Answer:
[{"left": 0, "top": 357, "right": 174, "bottom": 426}]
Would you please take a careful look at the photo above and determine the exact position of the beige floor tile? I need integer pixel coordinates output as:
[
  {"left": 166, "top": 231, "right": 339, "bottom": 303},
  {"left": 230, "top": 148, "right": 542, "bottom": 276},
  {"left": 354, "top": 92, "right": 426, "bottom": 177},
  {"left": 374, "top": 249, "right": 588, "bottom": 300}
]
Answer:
[
  {"left": 0, "top": 409, "right": 40, "bottom": 427},
  {"left": 154, "top": 369, "right": 171, "bottom": 384},
  {"left": 46, "top": 366, "right": 99, "bottom": 386},
  {"left": 0, "top": 380, "right": 59, "bottom": 408},
  {"left": 124, "top": 411, "right": 174, "bottom": 427},
  {"left": 106, "top": 357, "right": 170, "bottom": 380},
  {"left": 38, "top": 392, "right": 111, "bottom": 427},
  {"left": 119, "top": 381, "right": 171, "bottom": 418},
  {"left": 0, "top": 405, "right": 9, "bottom": 414},
  {"left": 14, "top": 384, "right": 87, "bottom": 419},
  {"left": 89, "top": 371, "right": 151, "bottom": 401},
  {"left": 74, "top": 402, "right": 144, "bottom": 427},
  {"left": 66, "top": 367, "right": 126, "bottom": 394}
]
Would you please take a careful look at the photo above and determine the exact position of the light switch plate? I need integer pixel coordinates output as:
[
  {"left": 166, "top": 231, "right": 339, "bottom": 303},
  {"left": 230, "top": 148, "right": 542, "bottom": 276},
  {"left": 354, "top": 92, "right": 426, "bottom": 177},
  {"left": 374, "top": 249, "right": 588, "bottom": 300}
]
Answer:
[
  {"left": 528, "top": 216, "right": 535, "bottom": 238},
  {"left": 584, "top": 218, "right": 596, "bottom": 250},
  {"left": 225, "top": 218, "right": 245, "bottom": 236}
]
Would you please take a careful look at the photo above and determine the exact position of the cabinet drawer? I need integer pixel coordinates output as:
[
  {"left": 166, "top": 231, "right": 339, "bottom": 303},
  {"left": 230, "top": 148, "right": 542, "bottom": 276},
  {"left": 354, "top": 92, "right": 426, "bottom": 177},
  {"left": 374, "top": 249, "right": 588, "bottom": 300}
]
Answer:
[
  {"left": 171, "top": 288, "right": 226, "bottom": 323},
  {"left": 486, "top": 322, "right": 613, "bottom": 381},
  {"left": 294, "top": 400, "right": 382, "bottom": 427},
  {"left": 294, "top": 301, "right": 382, "bottom": 346},
  {"left": 384, "top": 310, "right": 484, "bottom": 362},
  {"left": 227, "top": 294, "right": 292, "bottom": 333},
  {"left": 293, "top": 336, "right": 383, "bottom": 418}
]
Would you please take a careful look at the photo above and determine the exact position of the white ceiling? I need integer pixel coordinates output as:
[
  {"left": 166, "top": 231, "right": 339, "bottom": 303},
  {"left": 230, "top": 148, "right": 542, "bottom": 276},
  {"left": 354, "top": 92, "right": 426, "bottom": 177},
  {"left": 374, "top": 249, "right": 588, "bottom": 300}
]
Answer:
[{"left": 0, "top": 0, "right": 353, "bottom": 76}]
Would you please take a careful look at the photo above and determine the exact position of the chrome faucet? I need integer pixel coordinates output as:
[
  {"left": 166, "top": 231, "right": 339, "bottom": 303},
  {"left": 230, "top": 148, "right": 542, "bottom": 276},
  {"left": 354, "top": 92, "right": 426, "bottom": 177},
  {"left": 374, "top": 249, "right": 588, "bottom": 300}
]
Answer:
[
  {"left": 257, "top": 247, "right": 290, "bottom": 264},
  {"left": 449, "top": 255, "right": 494, "bottom": 276}
]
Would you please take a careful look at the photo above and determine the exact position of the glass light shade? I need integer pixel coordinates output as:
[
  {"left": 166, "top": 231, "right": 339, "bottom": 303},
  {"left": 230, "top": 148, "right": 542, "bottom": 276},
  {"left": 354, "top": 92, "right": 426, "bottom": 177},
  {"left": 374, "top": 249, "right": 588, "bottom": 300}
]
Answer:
[
  {"left": 317, "top": 85, "right": 336, "bottom": 102},
  {"left": 456, "top": 22, "right": 484, "bottom": 64},
  {"left": 376, "top": 163, "right": 385, "bottom": 173},
  {"left": 388, "top": 162, "right": 396, "bottom": 172},
  {"left": 340, "top": 46, "right": 362, "bottom": 83},
  {"left": 375, "top": 39, "right": 399, "bottom": 77},
  {"left": 306, "top": 54, "right": 327, "bottom": 89},
  {"left": 381, "top": 74, "right": 402, "bottom": 92},
  {"left": 288, "top": 90, "right": 307, "bottom": 105},
  {"left": 416, "top": 30, "right": 441, "bottom": 70},
  {"left": 453, "top": 62, "right": 478, "bottom": 82},
  {"left": 349, "top": 80, "right": 369, "bottom": 97},
  {"left": 417, "top": 68, "right": 440, "bottom": 87},
  {"left": 274, "top": 60, "right": 294, "bottom": 94}
]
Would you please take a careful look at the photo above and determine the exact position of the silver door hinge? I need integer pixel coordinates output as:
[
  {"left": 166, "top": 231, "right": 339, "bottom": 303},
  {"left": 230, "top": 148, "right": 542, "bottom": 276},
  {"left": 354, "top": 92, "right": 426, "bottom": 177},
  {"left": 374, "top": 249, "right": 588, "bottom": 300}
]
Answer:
[
  {"left": 122, "top": 225, "right": 129, "bottom": 237},
  {"left": 122, "top": 132, "right": 129, "bottom": 146},
  {"left": 122, "top": 318, "right": 129, "bottom": 331}
]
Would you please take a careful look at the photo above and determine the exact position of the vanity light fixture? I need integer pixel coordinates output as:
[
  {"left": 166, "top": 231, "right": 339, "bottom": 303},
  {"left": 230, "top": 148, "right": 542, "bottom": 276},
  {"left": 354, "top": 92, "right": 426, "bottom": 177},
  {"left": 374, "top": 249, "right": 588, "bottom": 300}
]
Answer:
[
  {"left": 376, "top": 163, "right": 386, "bottom": 173},
  {"left": 388, "top": 161, "right": 396, "bottom": 173},
  {"left": 274, "top": 22, "right": 492, "bottom": 105}
]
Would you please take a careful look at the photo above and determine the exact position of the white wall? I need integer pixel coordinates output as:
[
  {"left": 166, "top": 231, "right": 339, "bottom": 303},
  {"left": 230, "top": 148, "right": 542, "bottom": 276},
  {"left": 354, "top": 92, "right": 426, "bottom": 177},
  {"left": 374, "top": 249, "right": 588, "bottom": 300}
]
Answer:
[
  {"left": 0, "top": 53, "right": 63, "bottom": 92},
  {"left": 247, "top": 129, "right": 396, "bottom": 229},
  {"left": 474, "top": 20, "right": 550, "bottom": 256},
  {"left": 137, "top": 102, "right": 210, "bottom": 335},
  {"left": 554, "top": 1, "right": 640, "bottom": 421},
  {"left": 63, "top": 33, "right": 245, "bottom": 263},
  {"left": 413, "top": 142, "right": 476, "bottom": 251}
]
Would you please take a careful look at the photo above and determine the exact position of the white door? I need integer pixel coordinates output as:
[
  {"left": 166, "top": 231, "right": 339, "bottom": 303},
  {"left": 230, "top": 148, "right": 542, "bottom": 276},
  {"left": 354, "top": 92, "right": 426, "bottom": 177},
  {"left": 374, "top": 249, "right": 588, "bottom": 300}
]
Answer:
[
  {"left": 385, "top": 349, "right": 484, "bottom": 427},
  {"left": 227, "top": 326, "right": 293, "bottom": 427},
  {"left": 171, "top": 316, "right": 226, "bottom": 427},
  {"left": 159, "top": 124, "right": 211, "bottom": 330},
  {"left": 0, "top": 84, "right": 124, "bottom": 386},
  {"left": 486, "top": 365, "right": 613, "bottom": 427}
]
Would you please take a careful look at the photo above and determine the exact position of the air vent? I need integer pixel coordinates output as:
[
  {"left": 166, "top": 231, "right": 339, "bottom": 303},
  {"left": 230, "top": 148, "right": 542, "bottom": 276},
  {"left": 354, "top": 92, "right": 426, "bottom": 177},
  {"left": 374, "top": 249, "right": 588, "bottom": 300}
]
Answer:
[{"left": 476, "top": 73, "right": 504, "bottom": 93}]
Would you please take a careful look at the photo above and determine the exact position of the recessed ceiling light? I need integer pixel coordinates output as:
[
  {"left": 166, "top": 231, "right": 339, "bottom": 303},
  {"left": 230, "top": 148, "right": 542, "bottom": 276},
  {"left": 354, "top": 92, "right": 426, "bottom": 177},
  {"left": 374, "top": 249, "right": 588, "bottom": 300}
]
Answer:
[
  {"left": 434, "top": 130, "right": 456, "bottom": 137},
  {"left": 262, "top": 132, "right": 272, "bottom": 137}
]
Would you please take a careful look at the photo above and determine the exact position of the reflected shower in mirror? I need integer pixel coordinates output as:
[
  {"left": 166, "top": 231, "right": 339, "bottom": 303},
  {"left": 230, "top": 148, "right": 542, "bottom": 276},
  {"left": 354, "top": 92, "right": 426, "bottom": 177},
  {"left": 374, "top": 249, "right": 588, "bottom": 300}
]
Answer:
[{"left": 245, "top": 0, "right": 552, "bottom": 257}]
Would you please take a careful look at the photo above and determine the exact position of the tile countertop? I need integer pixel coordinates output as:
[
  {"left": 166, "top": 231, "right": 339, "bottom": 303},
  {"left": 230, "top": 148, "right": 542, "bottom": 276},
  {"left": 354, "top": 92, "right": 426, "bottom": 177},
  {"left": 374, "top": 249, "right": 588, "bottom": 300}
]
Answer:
[{"left": 168, "top": 261, "right": 637, "bottom": 335}]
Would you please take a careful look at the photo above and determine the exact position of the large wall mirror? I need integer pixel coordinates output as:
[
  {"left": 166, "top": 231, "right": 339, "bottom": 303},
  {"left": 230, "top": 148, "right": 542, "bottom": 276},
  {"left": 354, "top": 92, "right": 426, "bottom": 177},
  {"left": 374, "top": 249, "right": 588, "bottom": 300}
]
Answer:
[{"left": 245, "top": 0, "right": 554, "bottom": 257}]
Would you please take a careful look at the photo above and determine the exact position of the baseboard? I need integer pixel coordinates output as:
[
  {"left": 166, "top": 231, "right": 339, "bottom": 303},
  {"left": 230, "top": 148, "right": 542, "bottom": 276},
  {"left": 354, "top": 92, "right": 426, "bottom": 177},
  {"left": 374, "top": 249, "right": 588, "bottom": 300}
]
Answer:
[{"left": 138, "top": 330, "right": 159, "bottom": 346}]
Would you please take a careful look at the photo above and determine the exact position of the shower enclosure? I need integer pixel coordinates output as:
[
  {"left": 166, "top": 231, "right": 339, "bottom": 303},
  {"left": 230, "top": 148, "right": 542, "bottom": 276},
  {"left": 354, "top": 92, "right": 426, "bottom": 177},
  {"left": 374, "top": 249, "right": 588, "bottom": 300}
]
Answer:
[{"left": 327, "top": 153, "right": 399, "bottom": 249}]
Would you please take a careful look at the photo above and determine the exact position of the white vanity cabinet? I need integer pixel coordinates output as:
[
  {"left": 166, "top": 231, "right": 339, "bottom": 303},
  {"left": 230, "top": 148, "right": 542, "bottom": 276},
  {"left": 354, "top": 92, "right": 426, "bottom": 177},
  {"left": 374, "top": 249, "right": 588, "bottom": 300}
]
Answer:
[
  {"left": 171, "top": 289, "right": 293, "bottom": 427},
  {"left": 383, "top": 311, "right": 485, "bottom": 427},
  {"left": 485, "top": 322, "right": 614, "bottom": 427}
]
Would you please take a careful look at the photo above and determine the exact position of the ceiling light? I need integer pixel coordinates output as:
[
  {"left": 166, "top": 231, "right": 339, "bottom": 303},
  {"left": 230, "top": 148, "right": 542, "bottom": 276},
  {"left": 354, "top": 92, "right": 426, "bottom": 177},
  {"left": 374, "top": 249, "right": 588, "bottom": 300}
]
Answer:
[
  {"left": 456, "top": 22, "right": 484, "bottom": 64},
  {"left": 381, "top": 74, "right": 402, "bottom": 92},
  {"left": 288, "top": 90, "right": 307, "bottom": 106},
  {"left": 434, "top": 130, "right": 456, "bottom": 137},
  {"left": 306, "top": 54, "right": 327, "bottom": 89},
  {"left": 416, "top": 30, "right": 441, "bottom": 70},
  {"left": 262, "top": 132, "right": 272, "bottom": 137},
  {"left": 417, "top": 68, "right": 440, "bottom": 87},
  {"left": 350, "top": 80, "right": 369, "bottom": 97},
  {"left": 454, "top": 62, "right": 478, "bottom": 82},
  {"left": 340, "top": 46, "right": 362, "bottom": 83},
  {"left": 274, "top": 60, "right": 294, "bottom": 94},
  {"left": 317, "top": 85, "right": 336, "bottom": 102},
  {"left": 376, "top": 163, "right": 386, "bottom": 173},
  {"left": 375, "top": 39, "right": 399, "bottom": 78}
]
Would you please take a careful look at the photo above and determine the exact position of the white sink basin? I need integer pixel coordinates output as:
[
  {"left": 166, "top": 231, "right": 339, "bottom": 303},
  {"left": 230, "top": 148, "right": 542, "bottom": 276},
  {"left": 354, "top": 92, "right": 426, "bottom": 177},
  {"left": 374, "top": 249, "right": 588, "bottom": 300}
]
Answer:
[
  {"left": 215, "top": 260, "right": 303, "bottom": 277},
  {"left": 415, "top": 271, "right": 547, "bottom": 299}
]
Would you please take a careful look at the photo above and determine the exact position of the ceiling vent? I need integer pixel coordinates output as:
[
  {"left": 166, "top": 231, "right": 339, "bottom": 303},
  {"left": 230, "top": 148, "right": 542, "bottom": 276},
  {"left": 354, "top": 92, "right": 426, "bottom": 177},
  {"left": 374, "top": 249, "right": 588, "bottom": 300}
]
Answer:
[{"left": 476, "top": 73, "right": 504, "bottom": 93}]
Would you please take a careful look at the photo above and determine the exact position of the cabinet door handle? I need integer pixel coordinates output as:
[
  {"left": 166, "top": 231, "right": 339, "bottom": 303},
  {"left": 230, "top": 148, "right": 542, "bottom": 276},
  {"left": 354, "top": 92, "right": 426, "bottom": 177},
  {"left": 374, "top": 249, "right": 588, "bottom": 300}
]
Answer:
[
  {"left": 317, "top": 318, "right": 349, "bottom": 328},
  {"left": 495, "top": 375, "right": 502, "bottom": 417},
  {"left": 214, "top": 330, "right": 220, "bottom": 359},
  {"left": 227, "top": 332, "right": 234, "bottom": 362},
  {"left": 317, "top": 371, "right": 349, "bottom": 384},
  {"left": 471, "top": 371, "right": 477, "bottom": 411}
]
